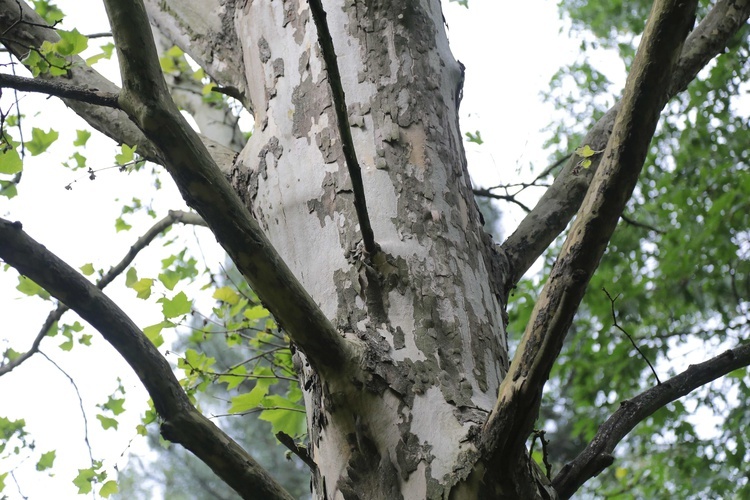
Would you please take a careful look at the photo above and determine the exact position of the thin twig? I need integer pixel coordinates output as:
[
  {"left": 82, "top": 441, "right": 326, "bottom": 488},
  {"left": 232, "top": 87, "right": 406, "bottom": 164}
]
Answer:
[
  {"left": 620, "top": 214, "right": 665, "bottom": 234},
  {"left": 39, "top": 351, "right": 94, "bottom": 465},
  {"left": 603, "top": 288, "right": 661, "bottom": 385},
  {"left": 9, "top": 470, "right": 28, "bottom": 500},
  {"left": 472, "top": 188, "right": 533, "bottom": 212},
  {"left": 0, "top": 210, "right": 205, "bottom": 376},
  {"left": 307, "top": 0, "right": 377, "bottom": 256}
]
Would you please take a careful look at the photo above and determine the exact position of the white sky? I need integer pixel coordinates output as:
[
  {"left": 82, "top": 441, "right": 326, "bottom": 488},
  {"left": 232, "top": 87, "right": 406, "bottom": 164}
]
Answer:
[{"left": 0, "top": 1, "right": 587, "bottom": 498}]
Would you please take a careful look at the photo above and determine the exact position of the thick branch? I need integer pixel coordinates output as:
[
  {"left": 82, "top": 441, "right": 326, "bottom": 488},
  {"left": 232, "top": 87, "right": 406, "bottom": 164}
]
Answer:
[
  {"left": 0, "top": 210, "right": 205, "bottom": 377},
  {"left": 308, "top": 0, "right": 377, "bottom": 256},
  {"left": 0, "top": 72, "right": 120, "bottom": 108},
  {"left": 482, "top": 0, "right": 697, "bottom": 468},
  {"left": 102, "top": 0, "right": 354, "bottom": 373},
  {"left": 552, "top": 342, "right": 750, "bottom": 499},
  {"left": 499, "top": 0, "right": 750, "bottom": 292},
  {"left": 0, "top": 0, "right": 237, "bottom": 171},
  {"left": 0, "top": 218, "right": 292, "bottom": 500}
]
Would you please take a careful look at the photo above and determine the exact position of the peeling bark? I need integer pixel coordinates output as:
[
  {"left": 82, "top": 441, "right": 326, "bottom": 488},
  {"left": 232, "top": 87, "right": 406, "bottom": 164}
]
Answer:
[
  {"left": 4, "top": 0, "right": 750, "bottom": 498},
  {"left": 233, "top": 1, "right": 507, "bottom": 496}
]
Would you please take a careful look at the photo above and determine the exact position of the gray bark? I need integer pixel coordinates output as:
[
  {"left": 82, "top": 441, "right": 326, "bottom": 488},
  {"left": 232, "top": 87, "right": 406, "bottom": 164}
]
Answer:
[{"left": 2, "top": 0, "right": 749, "bottom": 498}]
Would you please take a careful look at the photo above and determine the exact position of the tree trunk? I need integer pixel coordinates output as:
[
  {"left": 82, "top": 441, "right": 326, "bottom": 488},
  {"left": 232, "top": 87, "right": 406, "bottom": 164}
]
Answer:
[
  {"left": 4, "top": 0, "right": 732, "bottom": 497},
  {"left": 227, "top": 1, "right": 512, "bottom": 497}
]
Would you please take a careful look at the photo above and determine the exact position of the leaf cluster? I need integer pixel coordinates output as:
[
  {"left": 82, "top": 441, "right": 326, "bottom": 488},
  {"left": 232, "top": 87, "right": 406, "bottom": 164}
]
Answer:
[{"left": 518, "top": 2, "right": 750, "bottom": 496}]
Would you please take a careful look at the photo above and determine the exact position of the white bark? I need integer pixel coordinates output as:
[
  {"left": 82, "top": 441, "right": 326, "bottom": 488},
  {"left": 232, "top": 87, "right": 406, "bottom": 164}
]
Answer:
[
  {"left": 233, "top": 1, "right": 507, "bottom": 496},
  {"left": 144, "top": 0, "right": 248, "bottom": 102}
]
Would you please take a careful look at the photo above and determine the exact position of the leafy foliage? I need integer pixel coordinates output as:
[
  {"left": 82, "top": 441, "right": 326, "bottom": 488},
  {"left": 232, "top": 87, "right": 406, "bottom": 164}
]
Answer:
[{"left": 514, "top": 1, "right": 750, "bottom": 497}]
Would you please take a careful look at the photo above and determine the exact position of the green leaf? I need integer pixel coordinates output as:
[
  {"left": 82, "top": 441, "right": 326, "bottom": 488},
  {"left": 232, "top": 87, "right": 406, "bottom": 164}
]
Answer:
[
  {"left": 159, "top": 291, "right": 192, "bottom": 318},
  {"left": 0, "top": 148, "right": 22, "bottom": 175},
  {"left": 0, "top": 180, "right": 18, "bottom": 198},
  {"left": 228, "top": 369, "right": 275, "bottom": 413},
  {"left": 85, "top": 52, "right": 107, "bottom": 66},
  {"left": 100, "top": 43, "right": 115, "bottom": 58},
  {"left": 67, "top": 151, "right": 87, "bottom": 170},
  {"left": 0, "top": 472, "right": 6, "bottom": 492},
  {"left": 218, "top": 365, "right": 247, "bottom": 390},
  {"left": 101, "top": 396, "right": 126, "bottom": 416},
  {"left": 80, "top": 263, "right": 95, "bottom": 276},
  {"left": 130, "top": 278, "right": 154, "bottom": 299},
  {"left": 73, "top": 129, "right": 91, "bottom": 147},
  {"left": 158, "top": 272, "right": 180, "bottom": 291},
  {"left": 55, "top": 29, "right": 88, "bottom": 56},
  {"left": 26, "top": 127, "right": 59, "bottom": 155},
  {"left": 79, "top": 334, "right": 92, "bottom": 346},
  {"left": 125, "top": 267, "right": 137, "bottom": 287},
  {"left": 465, "top": 130, "right": 483, "bottom": 145},
  {"left": 574, "top": 144, "right": 602, "bottom": 158},
  {"left": 3, "top": 347, "right": 21, "bottom": 362},
  {"left": 143, "top": 321, "right": 168, "bottom": 347},
  {"left": 201, "top": 83, "right": 216, "bottom": 96},
  {"left": 86, "top": 42, "right": 116, "bottom": 66},
  {"left": 32, "top": 0, "right": 64, "bottom": 24},
  {"left": 159, "top": 56, "right": 177, "bottom": 74},
  {"left": 213, "top": 286, "right": 240, "bottom": 305},
  {"left": 96, "top": 414, "right": 118, "bottom": 430},
  {"left": 228, "top": 388, "right": 266, "bottom": 414},
  {"left": 72, "top": 468, "right": 96, "bottom": 494},
  {"left": 100, "top": 480, "right": 118, "bottom": 498},
  {"left": 59, "top": 330, "right": 74, "bottom": 351},
  {"left": 36, "top": 450, "right": 56, "bottom": 471},
  {"left": 244, "top": 305, "right": 270, "bottom": 321},
  {"left": 259, "top": 399, "right": 307, "bottom": 438},
  {"left": 22, "top": 50, "right": 47, "bottom": 77},
  {"left": 46, "top": 322, "right": 59, "bottom": 337},
  {"left": 165, "top": 45, "right": 185, "bottom": 58},
  {"left": 16, "top": 276, "right": 51, "bottom": 300},
  {"left": 115, "top": 144, "right": 137, "bottom": 165},
  {"left": 114, "top": 217, "right": 132, "bottom": 232}
]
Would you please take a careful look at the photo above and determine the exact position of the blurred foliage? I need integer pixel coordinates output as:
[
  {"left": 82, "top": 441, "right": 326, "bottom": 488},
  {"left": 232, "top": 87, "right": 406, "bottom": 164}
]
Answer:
[
  {"left": 509, "top": 1, "right": 750, "bottom": 497},
  {"left": 116, "top": 269, "right": 310, "bottom": 499}
]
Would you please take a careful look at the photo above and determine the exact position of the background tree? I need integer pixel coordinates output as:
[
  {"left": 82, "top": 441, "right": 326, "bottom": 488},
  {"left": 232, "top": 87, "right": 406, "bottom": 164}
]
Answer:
[
  {"left": 0, "top": 0, "right": 749, "bottom": 498},
  {"left": 499, "top": 1, "right": 750, "bottom": 497}
]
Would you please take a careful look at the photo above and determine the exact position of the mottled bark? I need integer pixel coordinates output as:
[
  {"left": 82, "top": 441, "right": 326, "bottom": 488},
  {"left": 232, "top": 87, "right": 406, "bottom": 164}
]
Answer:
[
  {"left": 3, "top": 0, "right": 750, "bottom": 498},
  {"left": 232, "top": 1, "right": 507, "bottom": 496}
]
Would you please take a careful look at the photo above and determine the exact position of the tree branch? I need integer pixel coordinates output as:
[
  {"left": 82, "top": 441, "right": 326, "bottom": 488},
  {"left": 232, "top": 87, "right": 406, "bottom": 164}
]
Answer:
[
  {"left": 0, "top": 0, "right": 238, "bottom": 172},
  {"left": 620, "top": 213, "right": 665, "bottom": 234},
  {"left": 482, "top": 0, "right": 697, "bottom": 469},
  {"left": 143, "top": 0, "right": 248, "bottom": 108},
  {"left": 552, "top": 342, "right": 750, "bottom": 499},
  {"left": 308, "top": 0, "right": 377, "bottom": 256},
  {"left": 498, "top": 0, "right": 750, "bottom": 294},
  {"left": 101, "top": 0, "right": 355, "bottom": 373},
  {"left": 0, "top": 72, "right": 120, "bottom": 108},
  {"left": 0, "top": 218, "right": 293, "bottom": 500},
  {"left": 472, "top": 188, "right": 533, "bottom": 213},
  {"left": 0, "top": 210, "right": 205, "bottom": 377}
]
